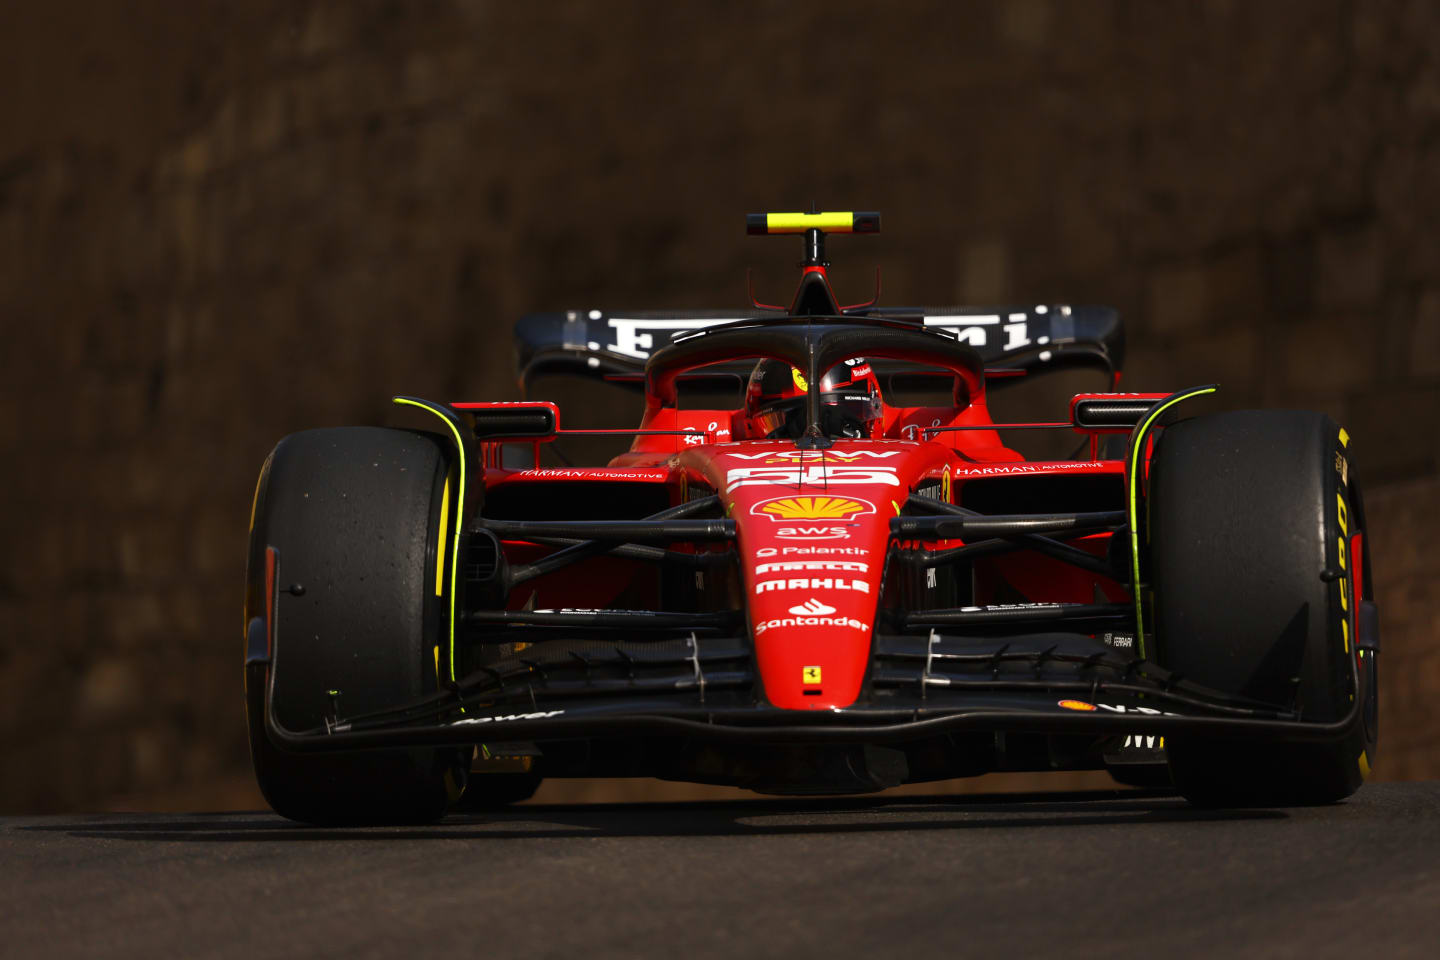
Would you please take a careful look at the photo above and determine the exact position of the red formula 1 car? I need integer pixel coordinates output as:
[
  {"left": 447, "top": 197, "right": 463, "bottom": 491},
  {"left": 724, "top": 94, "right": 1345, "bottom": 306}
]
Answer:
[{"left": 245, "top": 212, "right": 1379, "bottom": 824}]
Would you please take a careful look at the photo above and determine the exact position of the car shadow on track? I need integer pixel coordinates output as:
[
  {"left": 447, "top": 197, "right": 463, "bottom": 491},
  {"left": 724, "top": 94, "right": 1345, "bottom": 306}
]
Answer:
[{"left": 18, "top": 789, "right": 1288, "bottom": 842}]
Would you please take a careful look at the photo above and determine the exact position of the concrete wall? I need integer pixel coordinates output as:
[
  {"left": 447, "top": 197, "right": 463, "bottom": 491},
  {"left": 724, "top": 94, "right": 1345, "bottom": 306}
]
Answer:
[{"left": 2, "top": 0, "right": 1436, "bottom": 811}]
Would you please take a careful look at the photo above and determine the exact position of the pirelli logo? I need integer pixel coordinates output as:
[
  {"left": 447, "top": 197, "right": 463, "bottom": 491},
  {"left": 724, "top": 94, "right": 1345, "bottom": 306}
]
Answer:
[{"left": 755, "top": 560, "right": 868, "bottom": 575}]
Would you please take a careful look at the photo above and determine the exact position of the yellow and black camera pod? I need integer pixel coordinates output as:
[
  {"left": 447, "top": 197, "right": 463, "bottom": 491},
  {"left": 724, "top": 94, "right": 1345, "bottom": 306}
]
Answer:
[
  {"left": 745, "top": 211, "right": 881, "bottom": 235},
  {"left": 746, "top": 210, "right": 881, "bottom": 268}
]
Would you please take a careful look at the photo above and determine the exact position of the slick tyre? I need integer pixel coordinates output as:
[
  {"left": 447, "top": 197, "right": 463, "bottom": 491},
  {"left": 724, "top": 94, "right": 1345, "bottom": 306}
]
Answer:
[
  {"left": 1149, "top": 410, "right": 1376, "bottom": 807},
  {"left": 244, "top": 427, "right": 462, "bottom": 825}
]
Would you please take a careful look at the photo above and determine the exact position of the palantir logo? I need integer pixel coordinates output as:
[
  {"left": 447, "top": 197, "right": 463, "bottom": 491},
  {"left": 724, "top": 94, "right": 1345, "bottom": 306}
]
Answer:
[{"left": 788, "top": 598, "right": 837, "bottom": 616}]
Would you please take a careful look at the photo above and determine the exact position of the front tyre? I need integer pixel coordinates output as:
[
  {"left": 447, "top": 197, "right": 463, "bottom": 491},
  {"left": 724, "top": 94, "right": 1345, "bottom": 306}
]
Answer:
[
  {"left": 244, "top": 427, "right": 462, "bottom": 825},
  {"left": 1149, "top": 410, "right": 1376, "bottom": 806}
]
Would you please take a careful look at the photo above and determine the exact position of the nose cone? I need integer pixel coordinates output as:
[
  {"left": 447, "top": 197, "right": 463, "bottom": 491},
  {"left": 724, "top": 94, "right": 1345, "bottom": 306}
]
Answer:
[
  {"left": 732, "top": 489, "right": 894, "bottom": 709},
  {"left": 693, "top": 439, "right": 949, "bottom": 710}
]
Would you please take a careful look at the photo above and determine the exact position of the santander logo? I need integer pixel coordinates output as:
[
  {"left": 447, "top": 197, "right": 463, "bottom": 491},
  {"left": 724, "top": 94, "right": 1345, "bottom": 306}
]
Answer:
[{"left": 788, "top": 598, "right": 837, "bottom": 616}]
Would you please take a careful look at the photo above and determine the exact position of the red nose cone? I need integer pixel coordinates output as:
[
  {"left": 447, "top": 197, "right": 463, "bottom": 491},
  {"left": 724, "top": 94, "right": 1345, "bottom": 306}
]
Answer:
[{"left": 709, "top": 440, "right": 946, "bottom": 709}]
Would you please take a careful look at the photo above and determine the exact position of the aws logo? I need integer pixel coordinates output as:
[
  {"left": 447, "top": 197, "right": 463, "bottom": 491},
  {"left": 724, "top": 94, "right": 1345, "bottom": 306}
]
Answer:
[
  {"left": 751, "top": 496, "right": 876, "bottom": 522},
  {"left": 775, "top": 525, "right": 849, "bottom": 540}
]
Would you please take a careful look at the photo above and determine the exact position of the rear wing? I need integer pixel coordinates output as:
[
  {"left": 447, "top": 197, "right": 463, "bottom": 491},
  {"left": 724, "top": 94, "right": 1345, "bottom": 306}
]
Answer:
[{"left": 514, "top": 305, "right": 1123, "bottom": 394}]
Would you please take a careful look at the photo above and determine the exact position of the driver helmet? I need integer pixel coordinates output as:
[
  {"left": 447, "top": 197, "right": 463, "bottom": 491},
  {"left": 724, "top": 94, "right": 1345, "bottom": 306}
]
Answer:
[{"left": 746, "top": 357, "right": 884, "bottom": 439}]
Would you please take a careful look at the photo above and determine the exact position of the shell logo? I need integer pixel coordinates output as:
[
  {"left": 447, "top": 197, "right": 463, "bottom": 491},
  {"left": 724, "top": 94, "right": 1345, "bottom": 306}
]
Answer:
[
  {"left": 1057, "top": 699, "right": 1097, "bottom": 712},
  {"left": 752, "top": 496, "right": 875, "bottom": 521}
]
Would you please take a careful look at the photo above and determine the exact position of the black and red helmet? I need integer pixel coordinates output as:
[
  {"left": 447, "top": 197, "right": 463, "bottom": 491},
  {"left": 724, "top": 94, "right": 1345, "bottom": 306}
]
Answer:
[{"left": 746, "top": 357, "right": 884, "bottom": 439}]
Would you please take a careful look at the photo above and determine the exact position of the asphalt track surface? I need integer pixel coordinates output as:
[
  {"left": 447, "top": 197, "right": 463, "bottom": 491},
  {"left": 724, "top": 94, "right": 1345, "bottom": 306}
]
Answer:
[{"left": 3, "top": 782, "right": 1438, "bottom": 960}]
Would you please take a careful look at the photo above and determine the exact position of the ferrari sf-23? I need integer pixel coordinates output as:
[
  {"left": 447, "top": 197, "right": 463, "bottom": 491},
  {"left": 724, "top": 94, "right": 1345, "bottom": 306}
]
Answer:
[{"left": 244, "top": 211, "right": 1379, "bottom": 823}]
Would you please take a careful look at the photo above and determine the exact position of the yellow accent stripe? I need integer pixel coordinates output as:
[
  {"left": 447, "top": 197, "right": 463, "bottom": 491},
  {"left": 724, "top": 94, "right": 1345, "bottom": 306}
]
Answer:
[
  {"left": 248, "top": 455, "right": 270, "bottom": 534},
  {"left": 767, "top": 212, "right": 859, "bottom": 233},
  {"left": 1127, "top": 386, "right": 1219, "bottom": 657},
  {"left": 393, "top": 397, "right": 466, "bottom": 684},
  {"left": 246, "top": 455, "right": 272, "bottom": 639},
  {"left": 1339, "top": 427, "right": 1350, "bottom": 448},
  {"left": 1359, "top": 751, "right": 1370, "bottom": 780},
  {"left": 435, "top": 471, "right": 452, "bottom": 597}
]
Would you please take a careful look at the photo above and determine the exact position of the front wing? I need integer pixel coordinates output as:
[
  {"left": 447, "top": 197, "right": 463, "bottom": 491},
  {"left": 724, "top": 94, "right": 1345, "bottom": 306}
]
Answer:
[{"left": 248, "top": 622, "right": 1370, "bottom": 756}]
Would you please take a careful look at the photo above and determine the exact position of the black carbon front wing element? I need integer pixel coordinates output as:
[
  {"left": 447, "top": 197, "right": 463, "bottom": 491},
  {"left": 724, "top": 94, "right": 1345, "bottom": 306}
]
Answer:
[{"left": 249, "top": 632, "right": 1367, "bottom": 756}]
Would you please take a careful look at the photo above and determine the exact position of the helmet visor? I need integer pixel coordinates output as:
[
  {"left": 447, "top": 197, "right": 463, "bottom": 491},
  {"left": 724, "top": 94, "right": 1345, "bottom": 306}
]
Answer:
[
  {"left": 754, "top": 393, "right": 882, "bottom": 440},
  {"left": 752, "top": 398, "right": 805, "bottom": 439},
  {"left": 818, "top": 392, "right": 883, "bottom": 439}
]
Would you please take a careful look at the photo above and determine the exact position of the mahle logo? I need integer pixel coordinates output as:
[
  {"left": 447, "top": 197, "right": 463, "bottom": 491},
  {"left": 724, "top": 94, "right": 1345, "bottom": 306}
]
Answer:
[{"left": 751, "top": 496, "right": 875, "bottom": 522}]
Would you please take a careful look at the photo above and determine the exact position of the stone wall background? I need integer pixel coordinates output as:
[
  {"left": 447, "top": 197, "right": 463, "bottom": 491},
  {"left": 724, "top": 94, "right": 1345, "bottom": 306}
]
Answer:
[{"left": 1, "top": 0, "right": 1436, "bottom": 812}]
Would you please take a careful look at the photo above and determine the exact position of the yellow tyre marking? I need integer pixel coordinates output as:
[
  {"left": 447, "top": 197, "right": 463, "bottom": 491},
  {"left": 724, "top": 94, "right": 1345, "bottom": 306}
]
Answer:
[
  {"left": 1126, "top": 385, "right": 1218, "bottom": 656},
  {"left": 1335, "top": 432, "right": 1354, "bottom": 671},
  {"left": 248, "top": 462, "right": 266, "bottom": 534},
  {"left": 393, "top": 397, "right": 467, "bottom": 684},
  {"left": 245, "top": 453, "right": 274, "bottom": 638},
  {"left": 435, "top": 471, "right": 452, "bottom": 597}
]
